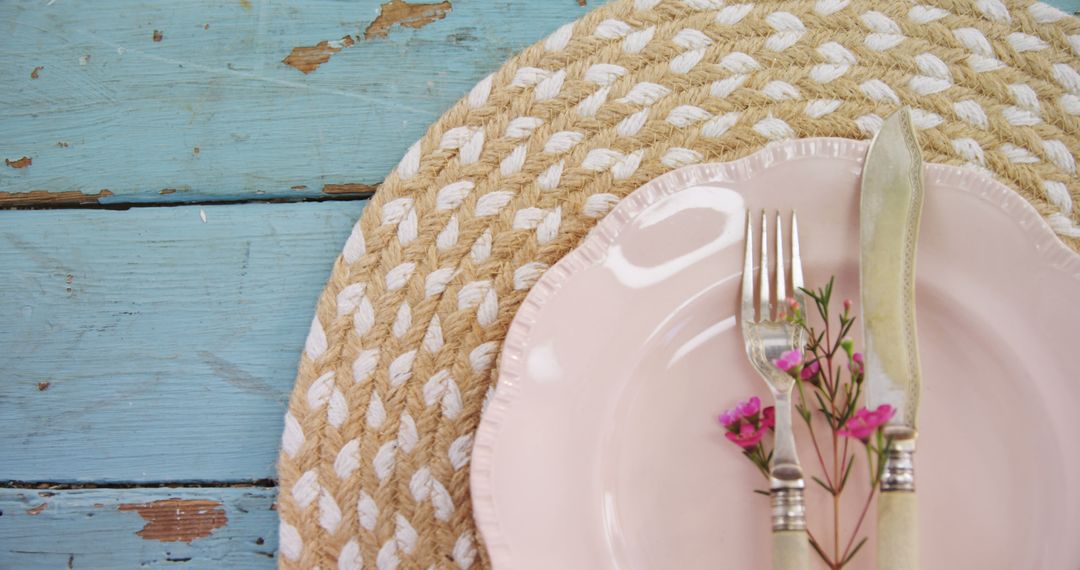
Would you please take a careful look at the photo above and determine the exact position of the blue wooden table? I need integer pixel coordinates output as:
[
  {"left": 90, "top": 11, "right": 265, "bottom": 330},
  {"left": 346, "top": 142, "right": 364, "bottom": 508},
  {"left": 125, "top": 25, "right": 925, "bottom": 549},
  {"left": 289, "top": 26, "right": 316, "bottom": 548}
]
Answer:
[{"left": 1, "top": 0, "right": 1077, "bottom": 567}]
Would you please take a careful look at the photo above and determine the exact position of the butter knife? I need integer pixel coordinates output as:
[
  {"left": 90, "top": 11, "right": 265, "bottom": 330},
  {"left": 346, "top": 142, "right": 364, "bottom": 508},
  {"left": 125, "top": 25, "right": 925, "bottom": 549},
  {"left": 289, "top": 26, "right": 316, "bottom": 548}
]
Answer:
[{"left": 859, "top": 108, "right": 924, "bottom": 570}]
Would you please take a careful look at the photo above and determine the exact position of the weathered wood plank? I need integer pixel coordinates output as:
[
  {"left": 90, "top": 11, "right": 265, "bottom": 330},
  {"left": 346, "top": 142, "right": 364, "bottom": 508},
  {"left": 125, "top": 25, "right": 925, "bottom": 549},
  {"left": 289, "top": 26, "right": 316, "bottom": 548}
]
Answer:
[
  {"left": 0, "top": 201, "right": 364, "bottom": 482},
  {"left": 0, "top": 0, "right": 590, "bottom": 204},
  {"left": 4, "top": 0, "right": 1079, "bottom": 206},
  {"left": 0, "top": 487, "right": 277, "bottom": 569}
]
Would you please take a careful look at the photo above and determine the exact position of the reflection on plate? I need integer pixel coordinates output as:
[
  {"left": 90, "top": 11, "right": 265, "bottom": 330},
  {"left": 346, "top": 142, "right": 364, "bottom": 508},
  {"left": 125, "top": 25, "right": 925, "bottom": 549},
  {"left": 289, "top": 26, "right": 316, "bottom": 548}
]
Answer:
[{"left": 471, "top": 138, "right": 1080, "bottom": 570}]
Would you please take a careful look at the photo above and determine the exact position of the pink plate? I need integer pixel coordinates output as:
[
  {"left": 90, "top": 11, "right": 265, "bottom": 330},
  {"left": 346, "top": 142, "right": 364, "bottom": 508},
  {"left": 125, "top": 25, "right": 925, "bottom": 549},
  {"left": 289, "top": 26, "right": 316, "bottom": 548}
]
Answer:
[{"left": 470, "top": 138, "right": 1080, "bottom": 569}]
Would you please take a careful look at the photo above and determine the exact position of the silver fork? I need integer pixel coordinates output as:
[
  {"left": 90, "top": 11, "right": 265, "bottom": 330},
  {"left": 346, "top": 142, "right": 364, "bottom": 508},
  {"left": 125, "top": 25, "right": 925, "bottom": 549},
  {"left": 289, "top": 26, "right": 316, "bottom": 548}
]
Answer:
[{"left": 740, "top": 210, "right": 810, "bottom": 570}]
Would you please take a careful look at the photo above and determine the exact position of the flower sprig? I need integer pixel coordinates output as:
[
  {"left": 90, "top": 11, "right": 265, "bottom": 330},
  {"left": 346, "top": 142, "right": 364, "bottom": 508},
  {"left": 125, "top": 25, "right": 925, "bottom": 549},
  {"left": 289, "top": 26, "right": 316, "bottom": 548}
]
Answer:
[
  {"left": 718, "top": 397, "right": 775, "bottom": 481},
  {"left": 718, "top": 278, "right": 894, "bottom": 569}
]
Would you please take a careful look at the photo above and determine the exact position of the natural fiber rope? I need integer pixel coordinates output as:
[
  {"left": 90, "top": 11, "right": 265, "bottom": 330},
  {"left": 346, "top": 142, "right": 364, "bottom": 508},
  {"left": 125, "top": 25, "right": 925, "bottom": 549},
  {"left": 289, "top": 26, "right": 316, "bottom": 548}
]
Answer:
[{"left": 277, "top": 0, "right": 1080, "bottom": 567}]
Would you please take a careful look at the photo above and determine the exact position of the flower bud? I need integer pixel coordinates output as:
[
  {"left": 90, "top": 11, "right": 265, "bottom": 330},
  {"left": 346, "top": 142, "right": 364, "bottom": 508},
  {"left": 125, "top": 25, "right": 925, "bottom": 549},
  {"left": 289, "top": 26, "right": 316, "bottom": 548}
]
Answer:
[
  {"left": 843, "top": 298, "right": 853, "bottom": 312},
  {"left": 849, "top": 352, "right": 864, "bottom": 381},
  {"left": 840, "top": 337, "right": 855, "bottom": 359},
  {"left": 800, "top": 360, "right": 821, "bottom": 385}
]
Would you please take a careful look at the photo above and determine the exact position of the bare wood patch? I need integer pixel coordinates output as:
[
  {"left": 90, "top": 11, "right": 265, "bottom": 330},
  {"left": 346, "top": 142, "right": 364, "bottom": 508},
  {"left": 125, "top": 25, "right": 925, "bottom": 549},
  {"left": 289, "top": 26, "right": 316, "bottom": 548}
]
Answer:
[
  {"left": 5, "top": 156, "right": 32, "bottom": 169},
  {"left": 37, "top": 381, "right": 51, "bottom": 391},
  {"left": 31, "top": 66, "right": 44, "bottom": 79},
  {"left": 0, "top": 189, "right": 113, "bottom": 207},
  {"left": 282, "top": 36, "right": 355, "bottom": 74},
  {"left": 152, "top": 30, "right": 164, "bottom": 42},
  {"left": 322, "top": 182, "right": 376, "bottom": 195},
  {"left": 281, "top": 0, "right": 450, "bottom": 73},
  {"left": 118, "top": 499, "right": 227, "bottom": 542},
  {"left": 364, "top": 0, "right": 452, "bottom": 40},
  {"left": 26, "top": 503, "right": 48, "bottom": 515}
]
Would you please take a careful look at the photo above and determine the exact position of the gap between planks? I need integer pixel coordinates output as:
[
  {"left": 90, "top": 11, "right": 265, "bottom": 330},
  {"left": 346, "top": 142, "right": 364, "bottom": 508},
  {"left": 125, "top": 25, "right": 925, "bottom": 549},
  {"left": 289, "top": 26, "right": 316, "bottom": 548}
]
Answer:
[
  {"left": 1, "top": 479, "right": 277, "bottom": 490},
  {"left": 0, "top": 190, "right": 374, "bottom": 211}
]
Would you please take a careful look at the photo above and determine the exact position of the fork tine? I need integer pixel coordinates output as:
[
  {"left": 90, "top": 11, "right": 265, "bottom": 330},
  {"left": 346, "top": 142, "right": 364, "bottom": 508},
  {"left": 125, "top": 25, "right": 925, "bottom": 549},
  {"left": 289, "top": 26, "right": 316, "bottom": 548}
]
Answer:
[
  {"left": 741, "top": 210, "right": 755, "bottom": 323},
  {"left": 791, "top": 211, "right": 805, "bottom": 307},
  {"left": 759, "top": 210, "right": 770, "bottom": 320},
  {"left": 775, "top": 210, "right": 786, "bottom": 311}
]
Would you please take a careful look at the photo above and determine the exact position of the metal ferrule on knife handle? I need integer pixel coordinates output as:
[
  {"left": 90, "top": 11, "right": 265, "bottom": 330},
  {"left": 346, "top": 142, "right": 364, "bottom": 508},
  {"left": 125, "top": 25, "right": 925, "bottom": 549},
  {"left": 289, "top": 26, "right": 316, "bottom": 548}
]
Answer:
[{"left": 881, "top": 435, "right": 916, "bottom": 492}]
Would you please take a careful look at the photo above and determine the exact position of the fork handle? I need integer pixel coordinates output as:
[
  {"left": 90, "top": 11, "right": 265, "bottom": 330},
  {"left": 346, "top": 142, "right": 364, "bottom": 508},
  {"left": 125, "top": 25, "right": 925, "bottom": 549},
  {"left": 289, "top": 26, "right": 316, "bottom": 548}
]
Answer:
[
  {"left": 771, "top": 486, "right": 808, "bottom": 570},
  {"left": 772, "top": 530, "right": 810, "bottom": 570}
]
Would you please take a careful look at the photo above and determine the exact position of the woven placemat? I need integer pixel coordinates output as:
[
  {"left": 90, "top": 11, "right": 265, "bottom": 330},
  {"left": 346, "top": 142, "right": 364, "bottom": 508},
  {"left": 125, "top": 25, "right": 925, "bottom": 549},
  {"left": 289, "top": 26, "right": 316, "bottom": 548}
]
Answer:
[{"left": 276, "top": 1, "right": 1080, "bottom": 567}]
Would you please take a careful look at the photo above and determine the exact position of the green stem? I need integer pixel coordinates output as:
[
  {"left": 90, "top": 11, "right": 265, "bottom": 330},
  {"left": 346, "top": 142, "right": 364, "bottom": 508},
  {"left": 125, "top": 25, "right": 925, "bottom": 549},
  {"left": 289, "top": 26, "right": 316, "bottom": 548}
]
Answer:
[
  {"left": 832, "top": 427, "right": 840, "bottom": 562},
  {"left": 841, "top": 478, "right": 878, "bottom": 563},
  {"left": 796, "top": 378, "right": 834, "bottom": 489}
]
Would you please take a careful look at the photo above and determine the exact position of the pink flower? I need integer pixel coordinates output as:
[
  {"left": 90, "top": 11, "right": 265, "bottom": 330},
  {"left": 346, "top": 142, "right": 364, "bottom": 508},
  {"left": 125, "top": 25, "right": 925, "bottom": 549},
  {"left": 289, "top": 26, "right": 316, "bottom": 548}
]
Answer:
[
  {"left": 736, "top": 396, "right": 761, "bottom": 418},
  {"left": 725, "top": 422, "right": 767, "bottom": 448},
  {"left": 837, "top": 404, "right": 896, "bottom": 441},
  {"left": 761, "top": 406, "right": 775, "bottom": 429},
  {"left": 800, "top": 360, "right": 820, "bottom": 381},
  {"left": 773, "top": 349, "right": 803, "bottom": 372},
  {"left": 719, "top": 397, "right": 774, "bottom": 448},
  {"left": 843, "top": 298, "right": 853, "bottom": 312}
]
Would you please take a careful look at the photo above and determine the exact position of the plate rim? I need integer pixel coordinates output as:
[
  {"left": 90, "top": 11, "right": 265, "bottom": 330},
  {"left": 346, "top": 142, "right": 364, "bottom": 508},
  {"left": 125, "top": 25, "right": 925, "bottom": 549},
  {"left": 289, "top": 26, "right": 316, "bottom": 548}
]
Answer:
[{"left": 469, "top": 136, "right": 1080, "bottom": 568}]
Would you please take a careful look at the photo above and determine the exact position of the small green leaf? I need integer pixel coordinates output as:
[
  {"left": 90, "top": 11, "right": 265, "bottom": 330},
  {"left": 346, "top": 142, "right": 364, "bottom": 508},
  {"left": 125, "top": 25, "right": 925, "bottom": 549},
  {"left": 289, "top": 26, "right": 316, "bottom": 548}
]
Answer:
[
  {"left": 842, "top": 537, "right": 869, "bottom": 565},
  {"left": 753, "top": 489, "right": 770, "bottom": 496},
  {"left": 839, "top": 456, "right": 856, "bottom": 492},
  {"left": 838, "top": 319, "right": 855, "bottom": 342},
  {"left": 808, "top": 534, "right": 832, "bottom": 566},
  {"left": 814, "top": 392, "right": 833, "bottom": 421},
  {"left": 811, "top": 475, "right": 834, "bottom": 494}
]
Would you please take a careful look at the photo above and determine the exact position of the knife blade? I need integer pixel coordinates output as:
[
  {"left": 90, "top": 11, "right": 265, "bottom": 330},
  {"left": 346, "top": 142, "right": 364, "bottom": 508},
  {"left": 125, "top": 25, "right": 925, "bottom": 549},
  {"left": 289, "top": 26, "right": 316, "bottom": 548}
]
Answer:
[{"left": 859, "top": 107, "right": 924, "bottom": 570}]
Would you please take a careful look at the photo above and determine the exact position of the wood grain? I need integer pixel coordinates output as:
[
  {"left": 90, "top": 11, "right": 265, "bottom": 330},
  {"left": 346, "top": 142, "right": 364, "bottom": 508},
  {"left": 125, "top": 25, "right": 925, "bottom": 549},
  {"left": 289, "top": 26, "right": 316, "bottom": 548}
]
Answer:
[
  {"left": 0, "top": 0, "right": 591, "bottom": 205},
  {"left": 0, "top": 200, "right": 364, "bottom": 482},
  {"left": 0, "top": 487, "right": 278, "bottom": 568}
]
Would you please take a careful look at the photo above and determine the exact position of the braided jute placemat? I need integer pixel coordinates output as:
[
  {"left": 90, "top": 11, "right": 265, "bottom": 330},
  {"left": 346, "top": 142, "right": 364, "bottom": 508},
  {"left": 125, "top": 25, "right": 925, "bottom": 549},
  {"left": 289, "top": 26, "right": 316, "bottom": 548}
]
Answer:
[{"left": 276, "top": 0, "right": 1080, "bottom": 567}]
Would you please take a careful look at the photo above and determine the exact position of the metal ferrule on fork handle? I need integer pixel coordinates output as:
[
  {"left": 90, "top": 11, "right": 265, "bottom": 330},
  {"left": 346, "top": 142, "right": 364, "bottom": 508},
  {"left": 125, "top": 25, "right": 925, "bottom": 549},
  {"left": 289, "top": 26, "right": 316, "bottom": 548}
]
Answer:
[{"left": 770, "top": 478, "right": 806, "bottom": 532}]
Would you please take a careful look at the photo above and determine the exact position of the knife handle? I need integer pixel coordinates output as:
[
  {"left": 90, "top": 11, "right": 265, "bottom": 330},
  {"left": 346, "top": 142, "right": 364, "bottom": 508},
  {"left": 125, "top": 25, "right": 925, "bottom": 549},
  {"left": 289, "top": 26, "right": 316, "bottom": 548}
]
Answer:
[
  {"left": 771, "top": 485, "right": 809, "bottom": 570},
  {"left": 878, "top": 440, "right": 917, "bottom": 570},
  {"left": 877, "top": 491, "right": 918, "bottom": 570},
  {"left": 772, "top": 530, "right": 810, "bottom": 570}
]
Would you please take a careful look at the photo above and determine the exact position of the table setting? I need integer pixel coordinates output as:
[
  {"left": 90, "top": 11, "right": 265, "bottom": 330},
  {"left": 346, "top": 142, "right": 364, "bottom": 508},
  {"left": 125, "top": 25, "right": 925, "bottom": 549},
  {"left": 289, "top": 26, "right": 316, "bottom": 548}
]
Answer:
[
  {"left": 274, "top": 1, "right": 1080, "bottom": 568},
  {"left": 469, "top": 109, "right": 1080, "bottom": 569}
]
